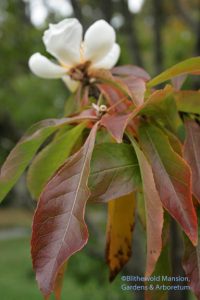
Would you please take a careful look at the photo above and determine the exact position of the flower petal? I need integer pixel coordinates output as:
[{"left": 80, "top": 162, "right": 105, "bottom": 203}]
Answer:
[
  {"left": 43, "top": 18, "right": 82, "bottom": 65},
  {"left": 62, "top": 75, "right": 79, "bottom": 92},
  {"left": 92, "top": 43, "right": 120, "bottom": 69},
  {"left": 29, "top": 53, "right": 67, "bottom": 78},
  {"left": 84, "top": 20, "right": 116, "bottom": 63}
]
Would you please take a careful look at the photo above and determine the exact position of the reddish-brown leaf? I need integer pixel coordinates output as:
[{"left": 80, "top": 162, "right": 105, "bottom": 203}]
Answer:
[
  {"left": 184, "top": 120, "right": 200, "bottom": 203},
  {"left": 100, "top": 113, "right": 132, "bottom": 143},
  {"left": 112, "top": 65, "right": 151, "bottom": 81},
  {"left": 106, "top": 193, "right": 136, "bottom": 281},
  {"left": 122, "top": 77, "right": 146, "bottom": 106},
  {"left": 130, "top": 137, "right": 164, "bottom": 276},
  {"left": 98, "top": 83, "right": 129, "bottom": 112},
  {"left": 138, "top": 123, "right": 197, "bottom": 245},
  {"left": 31, "top": 123, "right": 98, "bottom": 297}
]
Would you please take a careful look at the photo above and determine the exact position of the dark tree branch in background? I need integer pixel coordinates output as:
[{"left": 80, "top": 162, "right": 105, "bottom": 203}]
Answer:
[
  {"left": 196, "top": 6, "right": 200, "bottom": 55},
  {"left": 100, "top": 0, "right": 113, "bottom": 23},
  {"left": 174, "top": 0, "right": 198, "bottom": 33},
  {"left": 69, "top": 0, "right": 85, "bottom": 29},
  {"left": 152, "top": 0, "right": 164, "bottom": 74},
  {"left": 121, "top": 0, "right": 143, "bottom": 67}
]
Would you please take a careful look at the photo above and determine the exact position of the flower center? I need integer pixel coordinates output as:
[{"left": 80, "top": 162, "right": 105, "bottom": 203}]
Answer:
[{"left": 68, "top": 61, "right": 91, "bottom": 84}]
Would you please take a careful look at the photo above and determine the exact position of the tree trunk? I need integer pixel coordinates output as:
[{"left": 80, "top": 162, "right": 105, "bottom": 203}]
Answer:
[
  {"left": 69, "top": 0, "right": 85, "bottom": 29},
  {"left": 152, "top": 0, "right": 164, "bottom": 74},
  {"left": 100, "top": 0, "right": 113, "bottom": 23},
  {"left": 120, "top": 0, "right": 143, "bottom": 67}
]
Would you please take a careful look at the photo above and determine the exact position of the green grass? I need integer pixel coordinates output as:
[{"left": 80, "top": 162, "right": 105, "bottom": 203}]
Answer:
[
  {"left": 0, "top": 237, "right": 133, "bottom": 300},
  {"left": 0, "top": 205, "right": 197, "bottom": 300}
]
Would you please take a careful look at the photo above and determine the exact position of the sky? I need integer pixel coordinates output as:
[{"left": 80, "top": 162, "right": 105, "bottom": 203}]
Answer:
[{"left": 29, "top": 0, "right": 144, "bottom": 27}]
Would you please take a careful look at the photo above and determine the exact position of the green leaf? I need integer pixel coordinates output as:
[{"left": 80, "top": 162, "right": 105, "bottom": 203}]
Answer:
[
  {"left": 139, "top": 86, "right": 182, "bottom": 136},
  {"left": 0, "top": 112, "right": 97, "bottom": 203},
  {"left": 64, "top": 94, "right": 79, "bottom": 116},
  {"left": 89, "top": 143, "right": 141, "bottom": 202},
  {"left": 27, "top": 122, "right": 86, "bottom": 199},
  {"left": 138, "top": 122, "right": 197, "bottom": 245},
  {"left": 147, "top": 57, "right": 200, "bottom": 88},
  {"left": 0, "top": 119, "right": 60, "bottom": 202},
  {"left": 175, "top": 91, "right": 200, "bottom": 114}
]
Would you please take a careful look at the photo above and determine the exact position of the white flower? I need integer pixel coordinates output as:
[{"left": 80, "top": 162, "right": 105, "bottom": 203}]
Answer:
[{"left": 29, "top": 18, "right": 120, "bottom": 92}]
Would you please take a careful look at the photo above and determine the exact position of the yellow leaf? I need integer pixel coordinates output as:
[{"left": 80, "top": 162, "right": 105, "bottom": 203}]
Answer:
[{"left": 106, "top": 193, "right": 136, "bottom": 281}]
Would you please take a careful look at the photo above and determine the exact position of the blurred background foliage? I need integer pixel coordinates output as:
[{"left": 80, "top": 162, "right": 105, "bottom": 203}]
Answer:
[{"left": 0, "top": 1, "right": 199, "bottom": 299}]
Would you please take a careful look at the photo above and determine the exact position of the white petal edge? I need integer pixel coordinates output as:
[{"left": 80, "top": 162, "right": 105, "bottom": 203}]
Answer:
[
  {"left": 43, "top": 18, "right": 82, "bottom": 66},
  {"left": 92, "top": 43, "right": 120, "bottom": 69},
  {"left": 84, "top": 20, "right": 116, "bottom": 63},
  {"left": 62, "top": 75, "right": 79, "bottom": 92},
  {"left": 29, "top": 53, "right": 67, "bottom": 79}
]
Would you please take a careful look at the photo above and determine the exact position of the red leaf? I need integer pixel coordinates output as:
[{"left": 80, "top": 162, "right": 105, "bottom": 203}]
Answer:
[
  {"left": 100, "top": 113, "right": 132, "bottom": 143},
  {"left": 98, "top": 83, "right": 131, "bottom": 113},
  {"left": 138, "top": 123, "right": 197, "bottom": 245},
  {"left": 184, "top": 120, "right": 200, "bottom": 203},
  {"left": 31, "top": 123, "right": 98, "bottom": 297},
  {"left": 112, "top": 65, "right": 151, "bottom": 81},
  {"left": 130, "top": 137, "right": 163, "bottom": 276},
  {"left": 122, "top": 77, "right": 146, "bottom": 106}
]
